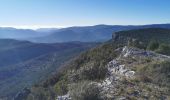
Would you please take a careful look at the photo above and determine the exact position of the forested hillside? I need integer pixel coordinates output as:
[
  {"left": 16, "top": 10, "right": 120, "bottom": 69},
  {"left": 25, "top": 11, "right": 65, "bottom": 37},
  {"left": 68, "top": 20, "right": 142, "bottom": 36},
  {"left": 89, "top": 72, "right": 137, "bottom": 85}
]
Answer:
[{"left": 0, "top": 39, "right": 97, "bottom": 99}]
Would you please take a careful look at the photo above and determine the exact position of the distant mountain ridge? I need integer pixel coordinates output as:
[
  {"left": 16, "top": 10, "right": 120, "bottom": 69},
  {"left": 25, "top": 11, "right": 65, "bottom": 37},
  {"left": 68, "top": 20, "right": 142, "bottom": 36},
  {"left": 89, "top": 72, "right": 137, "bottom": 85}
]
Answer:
[
  {"left": 31, "top": 24, "right": 170, "bottom": 43},
  {"left": 1, "top": 24, "right": 170, "bottom": 43},
  {"left": 0, "top": 28, "right": 45, "bottom": 39}
]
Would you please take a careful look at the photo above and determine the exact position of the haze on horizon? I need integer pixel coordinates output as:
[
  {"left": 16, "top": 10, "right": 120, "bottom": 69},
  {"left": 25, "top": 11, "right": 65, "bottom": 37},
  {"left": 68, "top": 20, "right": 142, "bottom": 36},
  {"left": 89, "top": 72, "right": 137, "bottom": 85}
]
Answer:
[{"left": 0, "top": 0, "right": 170, "bottom": 29}]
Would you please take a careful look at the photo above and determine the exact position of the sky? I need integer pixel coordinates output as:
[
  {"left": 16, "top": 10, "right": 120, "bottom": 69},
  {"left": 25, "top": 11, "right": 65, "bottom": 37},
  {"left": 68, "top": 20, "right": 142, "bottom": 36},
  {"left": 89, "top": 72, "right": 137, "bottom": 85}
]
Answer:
[{"left": 0, "top": 0, "right": 170, "bottom": 29}]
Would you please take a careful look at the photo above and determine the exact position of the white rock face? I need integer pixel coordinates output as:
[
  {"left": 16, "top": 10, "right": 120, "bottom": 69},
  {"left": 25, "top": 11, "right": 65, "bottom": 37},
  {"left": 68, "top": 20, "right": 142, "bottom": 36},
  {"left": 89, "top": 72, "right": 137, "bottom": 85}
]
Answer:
[
  {"left": 121, "top": 46, "right": 170, "bottom": 60},
  {"left": 57, "top": 94, "right": 71, "bottom": 100},
  {"left": 125, "top": 71, "right": 135, "bottom": 78},
  {"left": 107, "top": 60, "right": 135, "bottom": 78},
  {"left": 98, "top": 58, "right": 136, "bottom": 99}
]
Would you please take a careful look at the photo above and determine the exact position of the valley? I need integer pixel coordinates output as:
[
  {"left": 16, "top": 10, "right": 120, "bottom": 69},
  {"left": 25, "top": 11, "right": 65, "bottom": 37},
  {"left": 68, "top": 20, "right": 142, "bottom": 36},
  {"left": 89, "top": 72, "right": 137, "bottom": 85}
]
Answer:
[{"left": 0, "top": 39, "right": 97, "bottom": 99}]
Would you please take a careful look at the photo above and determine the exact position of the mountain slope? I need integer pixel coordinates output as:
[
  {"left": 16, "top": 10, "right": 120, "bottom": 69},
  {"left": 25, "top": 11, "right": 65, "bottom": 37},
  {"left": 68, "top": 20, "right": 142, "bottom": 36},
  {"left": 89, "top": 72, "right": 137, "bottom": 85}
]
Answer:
[
  {"left": 0, "top": 39, "right": 97, "bottom": 99},
  {"left": 21, "top": 28, "right": 170, "bottom": 100}
]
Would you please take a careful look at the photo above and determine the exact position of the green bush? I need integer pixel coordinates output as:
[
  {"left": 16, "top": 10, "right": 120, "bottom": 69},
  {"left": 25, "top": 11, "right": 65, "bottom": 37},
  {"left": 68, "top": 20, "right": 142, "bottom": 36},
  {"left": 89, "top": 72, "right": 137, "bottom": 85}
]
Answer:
[
  {"left": 139, "top": 75, "right": 152, "bottom": 83},
  {"left": 147, "top": 40, "right": 159, "bottom": 51},
  {"left": 69, "top": 81, "right": 101, "bottom": 100},
  {"left": 138, "top": 61, "right": 170, "bottom": 87},
  {"left": 146, "top": 40, "right": 170, "bottom": 56},
  {"left": 54, "top": 79, "right": 68, "bottom": 96},
  {"left": 80, "top": 62, "right": 107, "bottom": 80},
  {"left": 128, "top": 39, "right": 145, "bottom": 49},
  {"left": 156, "top": 44, "right": 170, "bottom": 55},
  {"left": 27, "top": 86, "right": 52, "bottom": 100}
]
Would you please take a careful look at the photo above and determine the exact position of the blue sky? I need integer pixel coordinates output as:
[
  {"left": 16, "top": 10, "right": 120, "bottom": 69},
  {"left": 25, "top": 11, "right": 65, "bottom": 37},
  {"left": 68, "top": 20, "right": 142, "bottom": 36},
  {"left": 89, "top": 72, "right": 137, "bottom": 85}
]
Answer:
[{"left": 0, "top": 0, "right": 170, "bottom": 29}]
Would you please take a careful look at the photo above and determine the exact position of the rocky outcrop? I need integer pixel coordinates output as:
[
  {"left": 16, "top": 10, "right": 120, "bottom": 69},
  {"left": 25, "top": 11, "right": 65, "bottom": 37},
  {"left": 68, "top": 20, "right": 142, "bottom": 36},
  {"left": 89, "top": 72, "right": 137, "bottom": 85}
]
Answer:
[
  {"left": 98, "top": 46, "right": 170, "bottom": 99},
  {"left": 107, "top": 60, "right": 135, "bottom": 78},
  {"left": 121, "top": 46, "right": 170, "bottom": 60},
  {"left": 57, "top": 94, "right": 71, "bottom": 100}
]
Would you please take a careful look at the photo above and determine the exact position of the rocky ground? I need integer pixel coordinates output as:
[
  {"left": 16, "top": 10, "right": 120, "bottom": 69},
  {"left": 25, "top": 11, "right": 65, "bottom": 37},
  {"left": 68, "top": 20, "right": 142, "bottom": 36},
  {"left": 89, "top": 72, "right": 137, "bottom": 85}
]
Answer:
[
  {"left": 98, "top": 46, "right": 170, "bottom": 99},
  {"left": 57, "top": 46, "right": 170, "bottom": 100}
]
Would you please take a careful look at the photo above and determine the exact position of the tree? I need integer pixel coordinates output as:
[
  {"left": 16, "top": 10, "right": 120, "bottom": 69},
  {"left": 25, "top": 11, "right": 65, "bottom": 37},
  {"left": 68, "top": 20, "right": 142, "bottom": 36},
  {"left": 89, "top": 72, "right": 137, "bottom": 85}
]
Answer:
[
  {"left": 156, "top": 44, "right": 170, "bottom": 55},
  {"left": 147, "top": 40, "right": 159, "bottom": 51},
  {"left": 128, "top": 38, "right": 145, "bottom": 49},
  {"left": 70, "top": 81, "right": 101, "bottom": 100}
]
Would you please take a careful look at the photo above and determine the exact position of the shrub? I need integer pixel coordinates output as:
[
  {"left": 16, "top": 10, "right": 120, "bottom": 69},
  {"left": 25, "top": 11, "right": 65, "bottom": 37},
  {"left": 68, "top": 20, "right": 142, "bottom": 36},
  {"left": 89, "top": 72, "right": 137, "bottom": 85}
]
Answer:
[
  {"left": 69, "top": 81, "right": 101, "bottom": 100},
  {"left": 128, "top": 39, "right": 145, "bottom": 49},
  {"left": 80, "top": 62, "right": 107, "bottom": 80},
  {"left": 147, "top": 40, "right": 159, "bottom": 51},
  {"left": 156, "top": 44, "right": 170, "bottom": 55},
  {"left": 138, "top": 61, "right": 170, "bottom": 87},
  {"left": 27, "top": 87, "right": 51, "bottom": 100},
  {"left": 139, "top": 75, "right": 152, "bottom": 83},
  {"left": 54, "top": 79, "right": 68, "bottom": 96}
]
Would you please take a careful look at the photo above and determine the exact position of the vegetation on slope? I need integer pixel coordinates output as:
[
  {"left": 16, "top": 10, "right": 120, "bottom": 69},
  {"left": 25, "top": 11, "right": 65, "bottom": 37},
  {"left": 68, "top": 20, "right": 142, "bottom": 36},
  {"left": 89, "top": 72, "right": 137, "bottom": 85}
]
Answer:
[
  {"left": 16, "top": 28, "right": 170, "bottom": 100},
  {"left": 113, "top": 28, "right": 170, "bottom": 48},
  {"left": 18, "top": 42, "right": 119, "bottom": 100}
]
